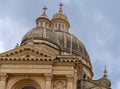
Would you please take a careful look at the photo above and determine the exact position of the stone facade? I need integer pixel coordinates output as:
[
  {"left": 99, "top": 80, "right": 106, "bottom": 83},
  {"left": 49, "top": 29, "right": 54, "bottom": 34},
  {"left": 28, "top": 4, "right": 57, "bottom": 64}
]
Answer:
[{"left": 0, "top": 4, "right": 111, "bottom": 89}]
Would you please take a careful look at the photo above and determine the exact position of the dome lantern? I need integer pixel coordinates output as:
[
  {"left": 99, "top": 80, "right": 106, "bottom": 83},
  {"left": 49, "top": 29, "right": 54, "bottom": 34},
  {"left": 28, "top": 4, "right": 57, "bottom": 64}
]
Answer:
[
  {"left": 36, "top": 6, "right": 50, "bottom": 29},
  {"left": 51, "top": 3, "right": 70, "bottom": 32}
]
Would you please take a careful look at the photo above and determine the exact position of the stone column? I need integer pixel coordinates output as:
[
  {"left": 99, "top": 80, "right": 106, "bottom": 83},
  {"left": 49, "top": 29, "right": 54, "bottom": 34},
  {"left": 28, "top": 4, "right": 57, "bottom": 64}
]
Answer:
[
  {"left": 74, "top": 69, "right": 77, "bottom": 89},
  {"left": 66, "top": 74, "right": 74, "bottom": 89},
  {"left": 0, "top": 73, "right": 8, "bottom": 89},
  {"left": 44, "top": 73, "right": 52, "bottom": 89}
]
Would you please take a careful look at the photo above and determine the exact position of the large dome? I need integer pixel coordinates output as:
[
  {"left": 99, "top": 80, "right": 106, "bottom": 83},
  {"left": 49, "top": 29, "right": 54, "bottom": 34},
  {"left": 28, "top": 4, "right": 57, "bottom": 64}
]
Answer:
[
  {"left": 20, "top": 5, "right": 93, "bottom": 79},
  {"left": 21, "top": 27, "right": 59, "bottom": 49},
  {"left": 21, "top": 27, "right": 90, "bottom": 62}
]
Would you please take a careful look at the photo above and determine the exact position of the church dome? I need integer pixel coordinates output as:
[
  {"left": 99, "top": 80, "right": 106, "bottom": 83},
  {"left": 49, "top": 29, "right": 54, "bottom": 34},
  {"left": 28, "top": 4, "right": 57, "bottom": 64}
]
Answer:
[
  {"left": 21, "top": 27, "right": 90, "bottom": 62},
  {"left": 54, "top": 30, "right": 90, "bottom": 61},
  {"left": 21, "top": 27, "right": 59, "bottom": 49},
  {"left": 20, "top": 5, "right": 91, "bottom": 67},
  {"left": 20, "top": 5, "right": 92, "bottom": 78}
]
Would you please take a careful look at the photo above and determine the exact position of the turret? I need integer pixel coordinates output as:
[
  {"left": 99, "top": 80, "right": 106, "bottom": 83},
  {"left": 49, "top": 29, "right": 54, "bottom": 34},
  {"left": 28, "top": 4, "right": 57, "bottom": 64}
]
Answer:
[
  {"left": 36, "top": 6, "right": 50, "bottom": 29},
  {"left": 51, "top": 3, "right": 70, "bottom": 32}
]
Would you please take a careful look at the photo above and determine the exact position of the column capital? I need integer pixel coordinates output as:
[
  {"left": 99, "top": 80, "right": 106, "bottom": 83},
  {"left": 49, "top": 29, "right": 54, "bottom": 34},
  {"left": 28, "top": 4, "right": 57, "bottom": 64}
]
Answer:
[
  {"left": 66, "top": 74, "right": 74, "bottom": 78},
  {"left": 0, "top": 73, "right": 7, "bottom": 76},
  {"left": 44, "top": 73, "right": 53, "bottom": 81},
  {"left": 66, "top": 74, "right": 74, "bottom": 83},
  {"left": 44, "top": 73, "right": 53, "bottom": 77},
  {"left": 0, "top": 73, "right": 8, "bottom": 81}
]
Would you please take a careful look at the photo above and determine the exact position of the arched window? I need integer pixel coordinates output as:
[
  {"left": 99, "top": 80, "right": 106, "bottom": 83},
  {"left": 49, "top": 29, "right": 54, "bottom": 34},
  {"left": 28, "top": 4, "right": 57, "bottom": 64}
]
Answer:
[
  {"left": 55, "top": 23, "right": 57, "bottom": 28},
  {"left": 11, "top": 79, "right": 41, "bottom": 89},
  {"left": 40, "top": 22, "right": 43, "bottom": 27},
  {"left": 62, "top": 24, "right": 64, "bottom": 29},
  {"left": 22, "top": 86, "right": 36, "bottom": 89},
  {"left": 58, "top": 24, "right": 61, "bottom": 30}
]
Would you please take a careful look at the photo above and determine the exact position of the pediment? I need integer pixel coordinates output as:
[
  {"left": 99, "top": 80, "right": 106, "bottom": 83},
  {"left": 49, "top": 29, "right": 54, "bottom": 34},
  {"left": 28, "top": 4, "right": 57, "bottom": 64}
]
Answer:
[{"left": 0, "top": 45, "right": 51, "bottom": 58}]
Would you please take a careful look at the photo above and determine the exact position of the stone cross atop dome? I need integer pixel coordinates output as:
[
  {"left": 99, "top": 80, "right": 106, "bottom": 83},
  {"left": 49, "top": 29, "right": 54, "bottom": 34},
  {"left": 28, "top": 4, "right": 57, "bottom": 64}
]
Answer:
[
  {"left": 58, "top": 3, "right": 63, "bottom": 14},
  {"left": 42, "top": 6, "right": 48, "bottom": 16},
  {"left": 104, "top": 66, "right": 108, "bottom": 77}
]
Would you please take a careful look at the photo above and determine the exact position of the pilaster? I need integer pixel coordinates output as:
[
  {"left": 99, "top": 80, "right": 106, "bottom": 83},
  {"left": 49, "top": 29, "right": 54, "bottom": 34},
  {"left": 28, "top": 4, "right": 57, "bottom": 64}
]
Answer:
[
  {"left": 66, "top": 74, "right": 74, "bottom": 89},
  {"left": 0, "top": 73, "right": 8, "bottom": 89},
  {"left": 44, "top": 73, "right": 53, "bottom": 89}
]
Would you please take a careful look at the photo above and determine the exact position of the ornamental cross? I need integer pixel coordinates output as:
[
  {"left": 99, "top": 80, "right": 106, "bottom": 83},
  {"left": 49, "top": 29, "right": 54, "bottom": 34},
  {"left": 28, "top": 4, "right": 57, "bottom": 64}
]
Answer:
[
  {"left": 43, "top": 6, "right": 47, "bottom": 11},
  {"left": 59, "top": 3, "right": 63, "bottom": 8}
]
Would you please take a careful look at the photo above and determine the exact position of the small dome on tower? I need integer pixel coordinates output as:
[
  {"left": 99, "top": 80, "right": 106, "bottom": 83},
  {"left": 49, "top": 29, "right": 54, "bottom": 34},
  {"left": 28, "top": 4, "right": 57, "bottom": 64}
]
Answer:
[
  {"left": 51, "top": 3, "right": 70, "bottom": 32},
  {"left": 36, "top": 6, "right": 50, "bottom": 29}
]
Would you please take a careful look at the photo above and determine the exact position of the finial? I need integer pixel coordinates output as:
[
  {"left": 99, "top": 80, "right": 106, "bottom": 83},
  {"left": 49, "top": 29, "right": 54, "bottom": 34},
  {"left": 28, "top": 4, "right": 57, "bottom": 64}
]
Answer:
[
  {"left": 15, "top": 43, "right": 19, "bottom": 48},
  {"left": 59, "top": 2, "right": 63, "bottom": 8},
  {"left": 104, "top": 66, "right": 108, "bottom": 77},
  {"left": 59, "top": 2, "right": 63, "bottom": 14},
  {"left": 42, "top": 6, "right": 47, "bottom": 16}
]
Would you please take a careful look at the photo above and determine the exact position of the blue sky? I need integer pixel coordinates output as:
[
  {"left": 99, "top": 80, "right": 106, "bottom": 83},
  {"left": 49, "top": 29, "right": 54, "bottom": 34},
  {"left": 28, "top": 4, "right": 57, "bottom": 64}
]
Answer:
[{"left": 0, "top": 0, "right": 119, "bottom": 88}]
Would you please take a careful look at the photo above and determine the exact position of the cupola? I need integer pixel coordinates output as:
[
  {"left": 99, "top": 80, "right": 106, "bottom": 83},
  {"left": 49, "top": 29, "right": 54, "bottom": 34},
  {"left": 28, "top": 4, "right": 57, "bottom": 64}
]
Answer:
[
  {"left": 36, "top": 6, "right": 50, "bottom": 29},
  {"left": 51, "top": 3, "right": 70, "bottom": 32}
]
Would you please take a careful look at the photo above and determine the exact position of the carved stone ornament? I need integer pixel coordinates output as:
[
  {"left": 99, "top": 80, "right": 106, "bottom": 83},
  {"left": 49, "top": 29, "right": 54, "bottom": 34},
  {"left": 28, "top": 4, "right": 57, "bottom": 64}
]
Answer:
[{"left": 54, "top": 80, "right": 66, "bottom": 89}]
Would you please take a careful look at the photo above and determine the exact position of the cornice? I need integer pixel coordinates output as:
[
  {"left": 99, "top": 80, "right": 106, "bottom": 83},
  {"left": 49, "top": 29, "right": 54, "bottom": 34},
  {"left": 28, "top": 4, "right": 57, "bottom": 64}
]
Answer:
[
  {"left": 0, "top": 57, "right": 54, "bottom": 61},
  {"left": 0, "top": 44, "right": 51, "bottom": 58}
]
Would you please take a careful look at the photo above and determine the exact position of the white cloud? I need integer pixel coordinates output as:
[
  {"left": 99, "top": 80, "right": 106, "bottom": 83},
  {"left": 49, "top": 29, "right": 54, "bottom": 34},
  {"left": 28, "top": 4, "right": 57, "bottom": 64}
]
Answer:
[
  {"left": 0, "top": 41, "right": 5, "bottom": 53},
  {"left": 94, "top": 12, "right": 104, "bottom": 23},
  {"left": 0, "top": 17, "right": 28, "bottom": 51},
  {"left": 62, "top": 0, "right": 79, "bottom": 4},
  {"left": 113, "top": 81, "right": 120, "bottom": 89},
  {"left": 62, "top": 0, "right": 71, "bottom": 4}
]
